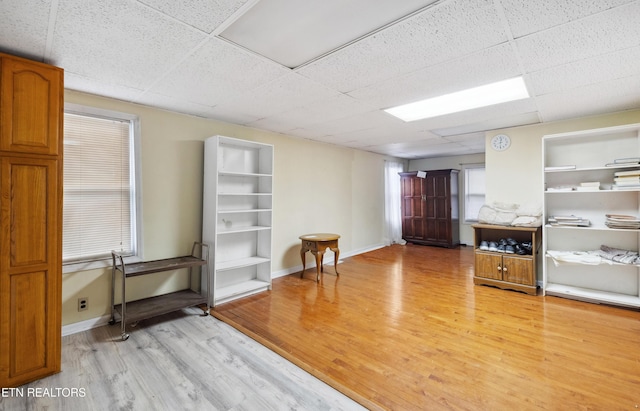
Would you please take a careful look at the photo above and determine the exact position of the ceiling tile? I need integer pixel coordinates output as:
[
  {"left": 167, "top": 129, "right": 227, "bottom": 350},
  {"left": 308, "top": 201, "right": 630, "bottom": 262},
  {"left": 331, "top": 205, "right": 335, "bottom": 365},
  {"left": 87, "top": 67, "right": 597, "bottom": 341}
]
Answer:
[
  {"left": 0, "top": 0, "right": 52, "bottom": 58},
  {"left": 147, "top": 37, "right": 290, "bottom": 107},
  {"left": 297, "top": 0, "right": 508, "bottom": 93},
  {"left": 133, "top": 91, "right": 217, "bottom": 118},
  {"left": 536, "top": 74, "right": 640, "bottom": 121},
  {"left": 431, "top": 112, "right": 540, "bottom": 136},
  {"left": 4, "top": 0, "right": 640, "bottom": 159},
  {"left": 529, "top": 45, "right": 640, "bottom": 96},
  {"left": 64, "top": 72, "right": 145, "bottom": 102},
  {"left": 500, "top": 0, "right": 636, "bottom": 38},
  {"left": 137, "top": 0, "right": 250, "bottom": 34},
  {"left": 244, "top": 94, "right": 376, "bottom": 133},
  {"left": 347, "top": 43, "right": 521, "bottom": 109},
  {"left": 516, "top": 1, "right": 640, "bottom": 73},
  {"left": 210, "top": 73, "right": 342, "bottom": 120},
  {"left": 50, "top": 0, "right": 207, "bottom": 89}
]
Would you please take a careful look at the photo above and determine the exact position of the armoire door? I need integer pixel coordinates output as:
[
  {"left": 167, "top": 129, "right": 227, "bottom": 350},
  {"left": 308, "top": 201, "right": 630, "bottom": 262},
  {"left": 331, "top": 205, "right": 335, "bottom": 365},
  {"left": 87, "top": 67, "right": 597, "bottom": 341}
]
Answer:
[
  {"left": 400, "top": 174, "right": 426, "bottom": 241},
  {"left": 0, "top": 157, "right": 62, "bottom": 386},
  {"left": 424, "top": 172, "right": 451, "bottom": 245}
]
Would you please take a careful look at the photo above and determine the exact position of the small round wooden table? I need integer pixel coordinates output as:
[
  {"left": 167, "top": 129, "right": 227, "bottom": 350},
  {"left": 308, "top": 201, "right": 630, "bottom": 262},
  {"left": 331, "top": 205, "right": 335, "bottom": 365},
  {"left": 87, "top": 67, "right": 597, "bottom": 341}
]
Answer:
[{"left": 299, "top": 233, "right": 340, "bottom": 282}]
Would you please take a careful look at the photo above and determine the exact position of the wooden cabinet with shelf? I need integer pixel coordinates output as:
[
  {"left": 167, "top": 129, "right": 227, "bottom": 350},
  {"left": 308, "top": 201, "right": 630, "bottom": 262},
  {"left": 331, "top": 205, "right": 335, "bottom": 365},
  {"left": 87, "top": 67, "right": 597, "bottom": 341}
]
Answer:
[
  {"left": 202, "top": 136, "right": 273, "bottom": 306},
  {"left": 399, "top": 169, "right": 459, "bottom": 248},
  {"left": 542, "top": 123, "right": 640, "bottom": 308},
  {"left": 472, "top": 224, "right": 541, "bottom": 295},
  {"left": 0, "top": 53, "right": 63, "bottom": 387}
]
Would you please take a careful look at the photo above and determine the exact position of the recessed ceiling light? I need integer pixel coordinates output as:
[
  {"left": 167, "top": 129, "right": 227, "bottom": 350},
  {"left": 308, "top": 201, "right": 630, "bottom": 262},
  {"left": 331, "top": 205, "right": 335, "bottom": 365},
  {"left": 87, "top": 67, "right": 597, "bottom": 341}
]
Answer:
[{"left": 384, "top": 77, "right": 530, "bottom": 122}]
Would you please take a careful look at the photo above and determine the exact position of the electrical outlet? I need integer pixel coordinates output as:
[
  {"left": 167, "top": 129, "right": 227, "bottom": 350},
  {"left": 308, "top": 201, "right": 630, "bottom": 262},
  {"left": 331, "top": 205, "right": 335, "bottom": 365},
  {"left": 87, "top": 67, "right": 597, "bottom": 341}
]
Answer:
[{"left": 78, "top": 297, "right": 88, "bottom": 311}]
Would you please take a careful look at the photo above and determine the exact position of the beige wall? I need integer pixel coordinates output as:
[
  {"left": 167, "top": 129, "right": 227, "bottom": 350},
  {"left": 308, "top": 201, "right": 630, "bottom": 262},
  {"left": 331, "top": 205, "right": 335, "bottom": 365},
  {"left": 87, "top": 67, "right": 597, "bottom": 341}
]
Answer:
[
  {"left": 486, "top": 109, "right": 640, "bottom": 206},
  {"left": 62, "top": 90, "right": 396, "bottom": 326},
  {"left": 61, "top": 89, "right": 640, "bottom": 328}
]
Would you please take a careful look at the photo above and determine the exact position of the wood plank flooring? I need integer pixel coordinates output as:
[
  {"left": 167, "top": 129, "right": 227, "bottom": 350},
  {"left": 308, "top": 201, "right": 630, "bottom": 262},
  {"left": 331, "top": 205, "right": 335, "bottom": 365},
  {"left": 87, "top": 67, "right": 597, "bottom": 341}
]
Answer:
[
  {"left": 213, "top": 244, "right": 640, "bottom": 410},
  {"left": 0, "top": 308, "right": 365, "bottom": 411}
]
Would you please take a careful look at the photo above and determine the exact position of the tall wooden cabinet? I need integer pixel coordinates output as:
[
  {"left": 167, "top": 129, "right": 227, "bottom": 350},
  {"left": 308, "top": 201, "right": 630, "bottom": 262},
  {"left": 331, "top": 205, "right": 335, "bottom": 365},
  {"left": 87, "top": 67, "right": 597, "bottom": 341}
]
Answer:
[
  {"left": 0, "top": 53, "right": 63, "bottom": 387},
  {"left": 399, "top": 169, "right": 459, "bottom": 248}
]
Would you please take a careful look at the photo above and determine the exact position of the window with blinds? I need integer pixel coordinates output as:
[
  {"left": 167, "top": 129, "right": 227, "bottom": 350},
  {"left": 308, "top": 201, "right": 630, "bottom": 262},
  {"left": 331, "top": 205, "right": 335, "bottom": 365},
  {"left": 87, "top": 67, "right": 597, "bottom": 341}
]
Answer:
[
  {"left": 464, "top": 165, "right": 486, "bottom": 223},
  {"left": 63, "top": 107, "right": 139, "bottom": 263}
]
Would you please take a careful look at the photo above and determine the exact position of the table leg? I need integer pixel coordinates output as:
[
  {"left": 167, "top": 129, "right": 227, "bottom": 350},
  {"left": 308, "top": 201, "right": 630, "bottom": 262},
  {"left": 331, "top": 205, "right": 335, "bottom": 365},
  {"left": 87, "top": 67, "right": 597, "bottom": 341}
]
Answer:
[
  {"left": 300, "top": 248, "right": 306, "bottom": 278},
  {"left": 331, "top": 246, "right": 340, "bottom": 275},
  {"left": 314, "top": 250, "right": 324, "bottom": 282}
]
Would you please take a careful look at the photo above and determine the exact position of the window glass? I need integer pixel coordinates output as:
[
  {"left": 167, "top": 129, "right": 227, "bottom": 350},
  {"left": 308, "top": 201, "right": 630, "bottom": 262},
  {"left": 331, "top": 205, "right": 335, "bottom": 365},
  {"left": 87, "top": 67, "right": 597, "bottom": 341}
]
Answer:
[
  {"left": 63, "top": 106, "right": 140, "bottom": 263},
  {"left": 464, "top": 166, "right": 485, "bottom": 223}
]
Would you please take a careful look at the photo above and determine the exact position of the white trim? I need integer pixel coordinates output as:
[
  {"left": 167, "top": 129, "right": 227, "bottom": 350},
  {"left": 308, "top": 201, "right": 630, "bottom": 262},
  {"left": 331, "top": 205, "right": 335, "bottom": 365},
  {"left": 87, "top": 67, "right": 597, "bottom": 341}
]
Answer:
[
  {"left": 271, "top": 243, "right": 386, "bottom": 279},
  {"left": 62, "top": 103, "right": 144, "bottom": 265},
  {"left": 62, "top": 314, "right": 112, "bottom": 337}
]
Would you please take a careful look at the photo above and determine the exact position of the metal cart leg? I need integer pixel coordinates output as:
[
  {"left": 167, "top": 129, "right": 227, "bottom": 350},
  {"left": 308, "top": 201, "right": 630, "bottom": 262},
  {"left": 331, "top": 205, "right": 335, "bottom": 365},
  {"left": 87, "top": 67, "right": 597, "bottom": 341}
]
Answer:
[
  {"left": 192, "top": 242, "right": 211, "bottom": 316},
  {"left": 120, "top": 263, "right": 129, "bottom": 341},
  {"left": 109, "top": 252, "right": 116, "bottom": 325}
]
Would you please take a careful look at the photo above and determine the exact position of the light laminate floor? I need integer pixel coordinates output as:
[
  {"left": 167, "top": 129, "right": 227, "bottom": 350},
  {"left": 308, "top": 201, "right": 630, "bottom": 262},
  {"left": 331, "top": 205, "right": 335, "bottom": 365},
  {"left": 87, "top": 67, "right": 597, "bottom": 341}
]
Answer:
[{"left": 0, "top": 308, "right": 366, "bottom": 411}]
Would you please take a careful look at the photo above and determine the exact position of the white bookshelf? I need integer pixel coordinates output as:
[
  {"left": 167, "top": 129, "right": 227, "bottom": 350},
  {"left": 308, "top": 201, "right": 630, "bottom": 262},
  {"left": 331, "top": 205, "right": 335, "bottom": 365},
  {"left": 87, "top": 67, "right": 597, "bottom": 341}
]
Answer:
[
  {"left": 202, "top": 136, "right": 273, "bottom": 306},
  {"left": 542, "top": 123, "right": 640, "bottom": 308}
]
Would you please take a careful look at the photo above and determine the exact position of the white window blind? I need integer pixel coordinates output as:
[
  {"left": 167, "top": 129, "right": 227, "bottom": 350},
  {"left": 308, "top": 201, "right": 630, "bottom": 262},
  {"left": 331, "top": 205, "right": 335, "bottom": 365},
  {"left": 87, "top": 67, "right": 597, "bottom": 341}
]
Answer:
[
  {"left": 464, "top": 166, "right": 485, "bottom": 223},
  {"left": 63, "top": 111, "right": 136, "bottom": 263}
]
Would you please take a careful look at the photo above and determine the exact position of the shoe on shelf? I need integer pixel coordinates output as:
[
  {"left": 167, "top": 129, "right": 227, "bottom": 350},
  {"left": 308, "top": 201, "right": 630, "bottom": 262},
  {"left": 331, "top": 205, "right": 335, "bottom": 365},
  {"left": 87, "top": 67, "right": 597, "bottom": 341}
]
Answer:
[
  {"left": 520, "top": 241, "right": 532, "bottom": 255},
  {"left": 479, "top": 240, "right": 489, "bottom": 251},
  {"left": 488, "top": 241, "right": 499, "bottom": 252},
  {"left": 497, "top": 243, "right": 506, "bottom": 253},
  {"left": 514, "top": 244, "right": 527, "bottom": 255},
  {"left": 505, "top": 244, "right": 515, "bottom": 254},
  {"left": 506, "top": 238, "right": 518, "bottom": 246},
  {"left": 499, "top": 238, "right": 508, "bottom": 246}
]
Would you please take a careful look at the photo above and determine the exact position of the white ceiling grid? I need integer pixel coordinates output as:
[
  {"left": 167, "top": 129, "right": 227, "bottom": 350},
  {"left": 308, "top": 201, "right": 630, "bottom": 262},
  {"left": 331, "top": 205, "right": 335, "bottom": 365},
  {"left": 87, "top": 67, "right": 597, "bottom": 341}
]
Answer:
[{"left": 1, "top": 0, "right": 639, "bottom": 158}]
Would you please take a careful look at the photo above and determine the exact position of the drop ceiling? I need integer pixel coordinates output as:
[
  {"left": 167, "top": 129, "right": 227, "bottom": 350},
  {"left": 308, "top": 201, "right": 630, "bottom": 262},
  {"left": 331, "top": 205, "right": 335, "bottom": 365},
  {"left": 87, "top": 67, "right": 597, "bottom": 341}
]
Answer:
[{"left": 2, "top": 0, "right": 640, "bottom": 159}]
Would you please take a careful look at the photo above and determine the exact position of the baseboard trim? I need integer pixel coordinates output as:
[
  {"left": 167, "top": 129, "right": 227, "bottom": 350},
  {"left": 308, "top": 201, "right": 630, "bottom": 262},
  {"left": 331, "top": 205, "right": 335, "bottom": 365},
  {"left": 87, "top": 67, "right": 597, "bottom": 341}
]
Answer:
[
  {"left": 271, "top": 243, "right": 386, "bottom": 279},
  {"left": 62, "top": 314, "right": 112, "bottom": 337}
]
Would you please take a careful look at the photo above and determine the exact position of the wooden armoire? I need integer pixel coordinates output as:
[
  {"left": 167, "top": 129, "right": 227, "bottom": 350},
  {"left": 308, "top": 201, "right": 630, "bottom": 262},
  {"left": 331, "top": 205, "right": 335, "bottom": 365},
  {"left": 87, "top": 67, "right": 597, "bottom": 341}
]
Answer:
[
  {"left": 399, "top": 169, "right": 459, "bottom": 248},
  {"left": 0, "top": 53, "right": 63, "bottom": 387}
]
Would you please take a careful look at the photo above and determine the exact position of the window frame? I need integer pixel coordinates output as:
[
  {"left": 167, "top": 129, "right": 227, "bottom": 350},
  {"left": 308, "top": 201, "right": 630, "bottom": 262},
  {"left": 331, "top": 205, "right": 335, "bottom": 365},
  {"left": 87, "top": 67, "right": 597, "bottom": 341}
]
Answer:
[
  {"left": 62, "top": 103, "right": 143, "bottom": 273},
  {"left": 462, "top": 164, "right": 486, "bottom": 224}
]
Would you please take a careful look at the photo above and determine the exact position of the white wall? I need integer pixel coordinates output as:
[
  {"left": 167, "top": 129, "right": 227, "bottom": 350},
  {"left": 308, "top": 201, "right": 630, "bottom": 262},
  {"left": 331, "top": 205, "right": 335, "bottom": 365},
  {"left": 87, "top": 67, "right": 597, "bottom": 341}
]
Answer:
[
  {"left": 486, "top": 110, "right": 640, "bottom": 206},
  {"left": 62, "top": 90, "right": 398, "bottom": 326},
  {"left": 408, "top": 153, "right": 486, "bottom": 245}
]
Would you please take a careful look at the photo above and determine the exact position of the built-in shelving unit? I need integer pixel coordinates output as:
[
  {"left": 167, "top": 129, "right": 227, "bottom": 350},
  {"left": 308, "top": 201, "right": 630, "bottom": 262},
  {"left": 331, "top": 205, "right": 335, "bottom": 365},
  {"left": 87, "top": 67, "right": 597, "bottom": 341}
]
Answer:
[
  {"left": 202, "top": 136, "right": 273, "bottom": 306},
  {"left": 542, "top": 123, "right": 640, "bottom": 308}
]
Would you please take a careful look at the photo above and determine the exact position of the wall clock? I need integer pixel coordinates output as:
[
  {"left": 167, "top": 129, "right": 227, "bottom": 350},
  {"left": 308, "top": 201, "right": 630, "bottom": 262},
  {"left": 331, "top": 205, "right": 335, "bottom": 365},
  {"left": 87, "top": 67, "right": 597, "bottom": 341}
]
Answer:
[{"left": 491, "top": 134, "right": 511, "bottom": 151}]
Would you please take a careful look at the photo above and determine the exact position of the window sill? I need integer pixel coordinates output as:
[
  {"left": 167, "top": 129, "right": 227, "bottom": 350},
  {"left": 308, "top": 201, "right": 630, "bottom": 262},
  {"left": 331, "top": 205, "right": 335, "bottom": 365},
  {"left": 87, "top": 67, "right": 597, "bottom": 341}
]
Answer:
[{"left": 63, "top": 255, "right": 143, "bottom": 274}]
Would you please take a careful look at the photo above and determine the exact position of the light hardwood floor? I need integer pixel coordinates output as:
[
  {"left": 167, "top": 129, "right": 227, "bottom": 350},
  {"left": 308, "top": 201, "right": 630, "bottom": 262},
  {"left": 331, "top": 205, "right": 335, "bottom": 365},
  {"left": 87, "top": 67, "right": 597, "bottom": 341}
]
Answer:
[
  {"left": 0, "top": 308, "right": 365, "bottom": 411},
  {"left": 214, "top": 244, "right": 640, "bottom": 410}
]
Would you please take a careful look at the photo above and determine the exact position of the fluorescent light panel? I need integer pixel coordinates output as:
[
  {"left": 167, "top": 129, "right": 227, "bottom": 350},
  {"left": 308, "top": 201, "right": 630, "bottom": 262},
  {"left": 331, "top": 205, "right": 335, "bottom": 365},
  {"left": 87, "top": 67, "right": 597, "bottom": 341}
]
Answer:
[
  {"left": 219, "top": 0, "right": 440, "bottom": 68},
  {"left": 385, "top": 77, "right": 530, "bottom": 122}
]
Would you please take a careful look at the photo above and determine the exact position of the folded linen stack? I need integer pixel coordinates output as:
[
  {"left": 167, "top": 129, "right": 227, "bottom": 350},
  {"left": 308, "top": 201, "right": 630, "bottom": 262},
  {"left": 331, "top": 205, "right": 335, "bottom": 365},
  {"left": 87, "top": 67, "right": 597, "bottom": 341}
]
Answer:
[
  {"left": 613, "top": 169, "right": 640, "bottom": 190},
  {"left": 548, "top": 215, "right": 590, "bottom": 227},
  {"left": 605, "top": 214, "right": 640, "bottom": 229},
  {"left": 477, "top": 202, "right": 542, "bottom": 227}
]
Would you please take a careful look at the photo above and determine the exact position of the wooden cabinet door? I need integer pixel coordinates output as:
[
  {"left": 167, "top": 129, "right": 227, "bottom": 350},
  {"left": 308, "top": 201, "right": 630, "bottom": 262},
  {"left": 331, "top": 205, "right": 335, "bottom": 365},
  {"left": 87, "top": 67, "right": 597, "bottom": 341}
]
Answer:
[
  {"left": 0, "top": 157, "right": 61, "bottom": 387},
  {"left": 0, "top": 55, "right": 63, "bottom": 155},
  {"left": 424, "top": 172, "right": 451, "bottom": 245},
  {"left": 400, "top": 175, "right": 426, "bottom": 241},
  {"left": 502, "top": 255, "right": 534, "bottom": 286},
  {"left": 475, "top": 252, "right": 503, "bottom": 280}
]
